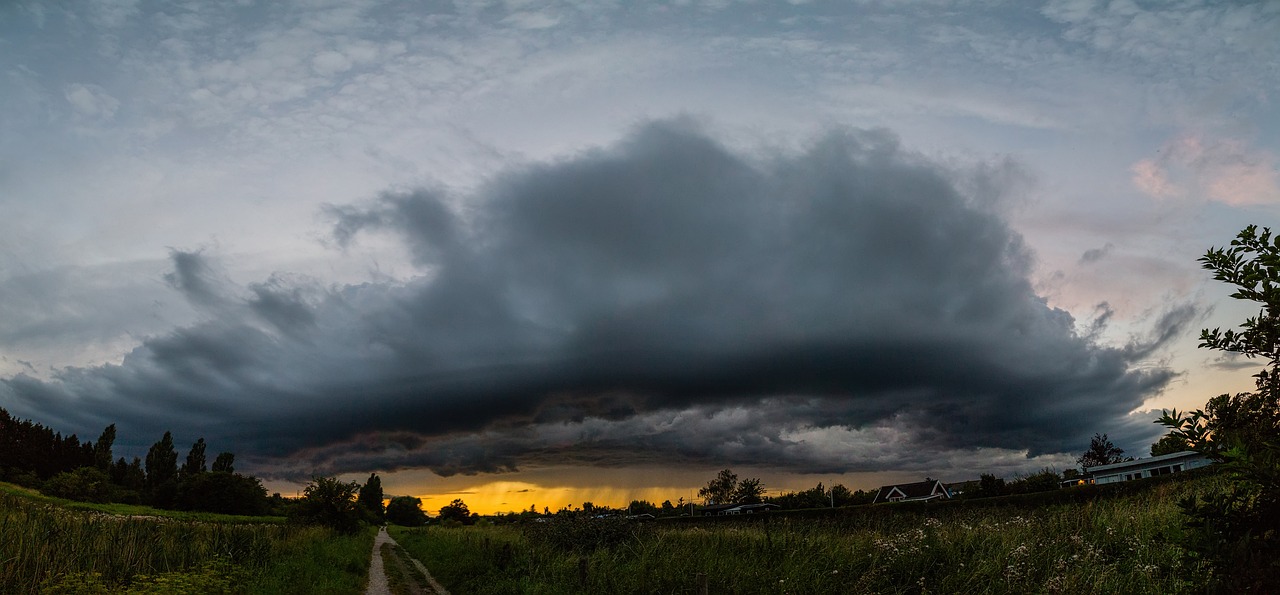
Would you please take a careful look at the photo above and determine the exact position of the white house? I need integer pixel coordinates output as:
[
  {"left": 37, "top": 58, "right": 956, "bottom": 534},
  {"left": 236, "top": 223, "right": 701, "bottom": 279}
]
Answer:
[
  {"left": 1089, "top": 450, "right": 1212, "bottom": 485},
  {"left": 871, "top": 479, "right": 951, "bottom": 504}
]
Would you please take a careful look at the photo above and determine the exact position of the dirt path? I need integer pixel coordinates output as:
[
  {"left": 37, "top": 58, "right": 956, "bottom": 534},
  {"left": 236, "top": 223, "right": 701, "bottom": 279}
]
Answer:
[{"left": 365, "top": 526, "right": 450, "bottom": 595}]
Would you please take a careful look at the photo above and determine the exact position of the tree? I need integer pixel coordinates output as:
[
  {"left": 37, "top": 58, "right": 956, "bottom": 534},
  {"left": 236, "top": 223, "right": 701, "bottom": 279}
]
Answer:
[
  {"left": 182, "top": 437, "right": 207, "bottom": 477},
  {"left": 93, "top": 424, "right": 115, "bottom": 471},
  {"left": 358, "top": 473, "right": 385, "bottom": 522},
  {"left": 145, "top": 432, "right": 179, "bottom": 506},
  {"left": 732, "top": 477, "right": 765, "bottom": 504},
  {"left": 176, "top": 471, "right": 270, "bottom": 515},
  {"left": 1157, "top": 225, "right": 1280, "bottom": 591},
  {"left": 1077, "top": 433, "right": 1126, "bottom": 470},
  {"left": 698, "top": 469, "right": 738, "bottom": 505},
  {"left": 289, "top": 476, "right": 364, "bottom": 534},
  {"left": 386, "top": 496, "right": 428, "bottom": 526},
  {"left": 975, "top": 473, "right": 1006, "bottom": 498},
  {"left": 439, "top": 498, "right": 471, "bottom": 524},
  {"left": 1150, "top": 432, "right": 1189, "bottom": 457},
  {"left": 211, "top": 452, "right": 234, "bottom": 473}
]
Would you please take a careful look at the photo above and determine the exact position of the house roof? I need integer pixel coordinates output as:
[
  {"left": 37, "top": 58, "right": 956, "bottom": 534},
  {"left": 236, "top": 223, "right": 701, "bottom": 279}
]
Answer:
[
  {"left": 873, "top": 479, "right": 948, "bottom": 503},
  {"left": 1087, "top": 450, "right": 1208, "bottom": 474}
]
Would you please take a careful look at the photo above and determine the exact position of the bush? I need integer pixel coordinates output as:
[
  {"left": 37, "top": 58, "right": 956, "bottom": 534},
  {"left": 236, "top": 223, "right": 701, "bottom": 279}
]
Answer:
[
  {"left": 43, "top": 467, "right": 112, "bottom": 503},
  {"left": 386, "top": 496, "right": 429, "bottom": 527},
  {"left": 288, "top": 476, "right": 364, "bottom": 534},
  {"left": 175, "top": 472, "right": 270, "bottom": 516}
]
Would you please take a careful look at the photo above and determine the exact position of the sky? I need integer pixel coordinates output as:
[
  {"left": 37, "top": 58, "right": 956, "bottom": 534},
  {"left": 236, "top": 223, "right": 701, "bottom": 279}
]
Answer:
[{"left": 1, "top": 0, "right": 1278, "bottom": 515}]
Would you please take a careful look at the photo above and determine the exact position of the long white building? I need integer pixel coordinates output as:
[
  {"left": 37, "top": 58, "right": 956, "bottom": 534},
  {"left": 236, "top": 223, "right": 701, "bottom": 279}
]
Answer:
[{"left": 1089, "top": 450, "right": 1213, "bottom": 484}]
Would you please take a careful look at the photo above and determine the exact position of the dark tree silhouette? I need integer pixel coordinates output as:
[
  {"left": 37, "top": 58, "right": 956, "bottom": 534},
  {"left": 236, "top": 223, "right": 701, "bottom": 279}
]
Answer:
[
  {"left": 358, "top": 473, "right": 385, "bottom": 522},
  {"left": 93, "top": 424, "right": 115, "bottom": 471},
  {"left": 289, "top": 476, "right": 364, "bottom": 534},
  {"left": 439, "top": 498, "right": 471, "bottom": 523},
  {"left": 212, "top": 452, "right": 235, "bottom": 473},
  {"left": 386, "top": 496, "right": 428, "bottom": 526},
  {"left": 181, "top": 437, "right": 207, "bottom": 477},
  {"left": 1077, "top": 433, "right": 1126, "bottom": 469}
]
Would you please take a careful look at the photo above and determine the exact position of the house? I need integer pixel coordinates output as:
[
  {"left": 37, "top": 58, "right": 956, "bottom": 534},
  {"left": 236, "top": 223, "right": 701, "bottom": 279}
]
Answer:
[
  {"left": 1088, "top": 450, "right": 1212, "bottom": 484},
  {"left": 871, "top": 479, "right": 952, "bottom": 504},
  {"left": 698, "top": 503, "right": 740, "bottom": 516},
  {"left": 697, "top": 502, "right": 781, "bottom": 516}
]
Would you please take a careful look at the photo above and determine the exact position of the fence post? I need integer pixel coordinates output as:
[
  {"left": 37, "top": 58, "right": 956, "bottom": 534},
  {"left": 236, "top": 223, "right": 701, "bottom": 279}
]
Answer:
[
  {"left": 579, "top": 557, "right": 589, "bottom": 586},
  {"left": 697, "top": 572, "right": 708, "bottom": 595}
]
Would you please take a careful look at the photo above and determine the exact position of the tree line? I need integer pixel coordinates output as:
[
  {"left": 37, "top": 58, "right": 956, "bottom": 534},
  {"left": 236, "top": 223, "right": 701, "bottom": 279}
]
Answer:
[{"left": 0, "top": 409, "right": 277, "bottom": 515}]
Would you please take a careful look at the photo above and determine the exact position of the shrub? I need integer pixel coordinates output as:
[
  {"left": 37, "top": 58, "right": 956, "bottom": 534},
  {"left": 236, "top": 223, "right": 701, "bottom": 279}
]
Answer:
[
  {"left": 43, "top": 467, "right": 112, "bottom": 503},
  {"left": 288, "top": 476, "right": 364, "bottom": 534},
  {"left": 386, "top": 496, "right": 429, "bottom": 527}
]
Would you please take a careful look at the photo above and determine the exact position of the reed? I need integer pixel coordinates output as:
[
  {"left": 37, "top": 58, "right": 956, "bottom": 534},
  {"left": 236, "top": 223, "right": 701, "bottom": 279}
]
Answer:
[
  {"left": 0, "top": 486, "right": 374, "bottom": 594},
  {"left": 392, "top": 473, "right": 1222, "bottom": 594}
]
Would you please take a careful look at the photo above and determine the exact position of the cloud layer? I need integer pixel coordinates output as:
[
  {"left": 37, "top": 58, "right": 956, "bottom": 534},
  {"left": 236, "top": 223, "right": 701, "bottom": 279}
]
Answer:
[{"left": 1, "top": 122, "right": 1179, "bottom": 477}]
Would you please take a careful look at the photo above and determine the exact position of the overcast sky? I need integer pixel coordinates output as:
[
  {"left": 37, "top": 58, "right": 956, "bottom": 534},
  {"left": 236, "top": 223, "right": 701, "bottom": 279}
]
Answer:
[{"left": 2, "top": 0, "right": 1277, "bottom": 510}]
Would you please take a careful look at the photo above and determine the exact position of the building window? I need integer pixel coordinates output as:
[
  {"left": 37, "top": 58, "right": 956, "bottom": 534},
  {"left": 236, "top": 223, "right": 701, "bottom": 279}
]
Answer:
[{"left": 1173, "top": 465, "right": 1182, "bottom": 473}]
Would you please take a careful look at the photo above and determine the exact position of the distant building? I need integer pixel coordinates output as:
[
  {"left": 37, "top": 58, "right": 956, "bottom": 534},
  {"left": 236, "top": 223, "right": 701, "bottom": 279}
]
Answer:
[
  {"left": 871, "top": 479, "right": 952, "bottom": 504},
  {"left": 1088, "top": 450, "right": 1212, "bottom": 485},
  {"left": 697, "top": 502, "right": 780, "bottom": 516}
]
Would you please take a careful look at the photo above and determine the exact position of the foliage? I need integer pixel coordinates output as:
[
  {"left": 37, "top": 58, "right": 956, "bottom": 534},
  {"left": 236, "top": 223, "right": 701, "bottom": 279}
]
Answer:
[
  {"left": 92, "top": 425, "right": 115, "bottom": 471},
  {"left": 386, "top": 496, "right": 429, "bottom": 527},
  {"left": 357, "top": 473, "right": 384, "bottom": 523},
  {"left": 767, "top": 482, "right": 874, "bottom": 509},
  {"left": 732, "top": 477, "right": 765, "bottom": 504},
  {"left": 144, "top": 432, "right": 179, "bottom": 507},
  {"left": 522, "top": 516, "right": 638, "bottom": 553},
  {"left": 439, "top": 498, "right": 473, "bottom": 524},
  {"left": 1078, "top": 433, "right": 1127, "bottom": 470},
  {"left": 697, "top": 468, "right": 737, "bottom": 504},
  {"left": 288, "top": 476, "right": 365, "bottom": 534},
  {"left": 175, "top": 472, "right": 270, "bottom": 516},
  {"left": 697, "top": 468, "right": 766, "bottom": 505},
  {"left": 211, "top": 452, "right": 234, "bottom": 474},
  {"left": 181, "top": 438, "right": 207, "bottom": 478},
  {"left": 0, "top": 481, "right": 373, "bottom": 594},
  {"left": 1006, "top": 468, "right": 1062, "bottom": 495},
  {"left": 42, "top": 467, "right": 113, "bottom": 503},
  {"left": 394, "top": 473, "right": 1213, "bottom": 595},
  {"left": 1150, "top": 432, "right": 1190, "bottom": 457},
  {"left": 1156, "top": 224, "right": 1280, "bottom": 592},
  {"left": 975, "top": 473, "right": 1007, "bottom": 498},
  {"left": 0, "top": 408, "right": 97, "bottom": 480}
]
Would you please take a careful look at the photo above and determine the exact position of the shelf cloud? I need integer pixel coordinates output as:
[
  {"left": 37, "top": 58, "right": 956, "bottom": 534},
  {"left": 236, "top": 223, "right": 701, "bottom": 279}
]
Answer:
[{"left": 1, "top": 121, "right": 1181, "bottom": 477}]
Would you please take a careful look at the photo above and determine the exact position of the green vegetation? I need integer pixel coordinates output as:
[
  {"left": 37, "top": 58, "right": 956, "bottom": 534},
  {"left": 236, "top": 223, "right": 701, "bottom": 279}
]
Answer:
[
  {"left": 392, "top": 471, "right": 1217, "bottom": 594},
  {"left": 386, "top": 495, "right": 429, "bottom": 527},
  {"left": 1156, "top": 224, "right": 1280, "bottom": 591},
  {"left": 287, "top": 476, "right": 365, "bottom": 534},
  {"left": 0, "top": 409, "right": 279, "bottom": 516},
  {"left": 0, "top": 481, "right": 373, "bottom": 594}
]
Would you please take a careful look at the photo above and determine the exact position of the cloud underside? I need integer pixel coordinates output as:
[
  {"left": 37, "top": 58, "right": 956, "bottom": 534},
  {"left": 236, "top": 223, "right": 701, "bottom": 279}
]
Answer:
[{"left": 1, "top": 121, "right": 1179, "bottom": 478}]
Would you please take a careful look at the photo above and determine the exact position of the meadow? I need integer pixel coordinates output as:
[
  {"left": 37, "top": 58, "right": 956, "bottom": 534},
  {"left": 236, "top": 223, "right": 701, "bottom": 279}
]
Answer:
[
  {"left": 392, "top": 470, "right": 1221, "bottom": 595},
  {"left": 0, "top": 482, "right": 374, "bottom": 594}
]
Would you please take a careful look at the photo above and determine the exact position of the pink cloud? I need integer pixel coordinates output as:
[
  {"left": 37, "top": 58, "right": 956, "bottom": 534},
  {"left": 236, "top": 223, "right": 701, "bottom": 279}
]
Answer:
[{"left": 1131, "top": 135, "right": 1280, "bottom": 206}]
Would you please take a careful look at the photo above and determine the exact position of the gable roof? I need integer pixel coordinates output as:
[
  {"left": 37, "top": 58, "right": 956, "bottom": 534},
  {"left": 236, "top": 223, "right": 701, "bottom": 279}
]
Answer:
[{"left": 872, "top": 479, "right": 950, "bottom": 503}]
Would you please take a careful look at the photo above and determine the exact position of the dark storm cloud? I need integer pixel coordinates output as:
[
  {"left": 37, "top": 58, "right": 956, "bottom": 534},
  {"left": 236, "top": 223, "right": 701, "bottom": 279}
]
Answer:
[{"left": 0, "top": 121, "right": 1181, "bottom": 475}]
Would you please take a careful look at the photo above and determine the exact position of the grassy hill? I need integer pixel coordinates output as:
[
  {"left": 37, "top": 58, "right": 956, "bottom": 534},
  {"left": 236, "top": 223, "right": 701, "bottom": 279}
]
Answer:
[{"left": 0, "top": 481, "right": 373, "bottom": 594}]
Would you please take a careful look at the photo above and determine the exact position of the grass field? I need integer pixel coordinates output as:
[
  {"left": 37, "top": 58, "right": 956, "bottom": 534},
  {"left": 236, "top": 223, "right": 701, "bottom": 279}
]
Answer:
[
  {"left": 0, "top": 482, "right": 374, "bottom": 594},
  {"left": 392, "top": 471, "right": 1222, "bottom": 594}
]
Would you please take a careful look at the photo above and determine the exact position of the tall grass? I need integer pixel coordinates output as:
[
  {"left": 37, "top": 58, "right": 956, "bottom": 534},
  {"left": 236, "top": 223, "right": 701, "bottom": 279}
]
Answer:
[
  {"left": 394, "top": 473, "right": 1221, "bottom": 594},
  {"left": 0, "top": 485, "right": 374, "bottom": 594}
]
